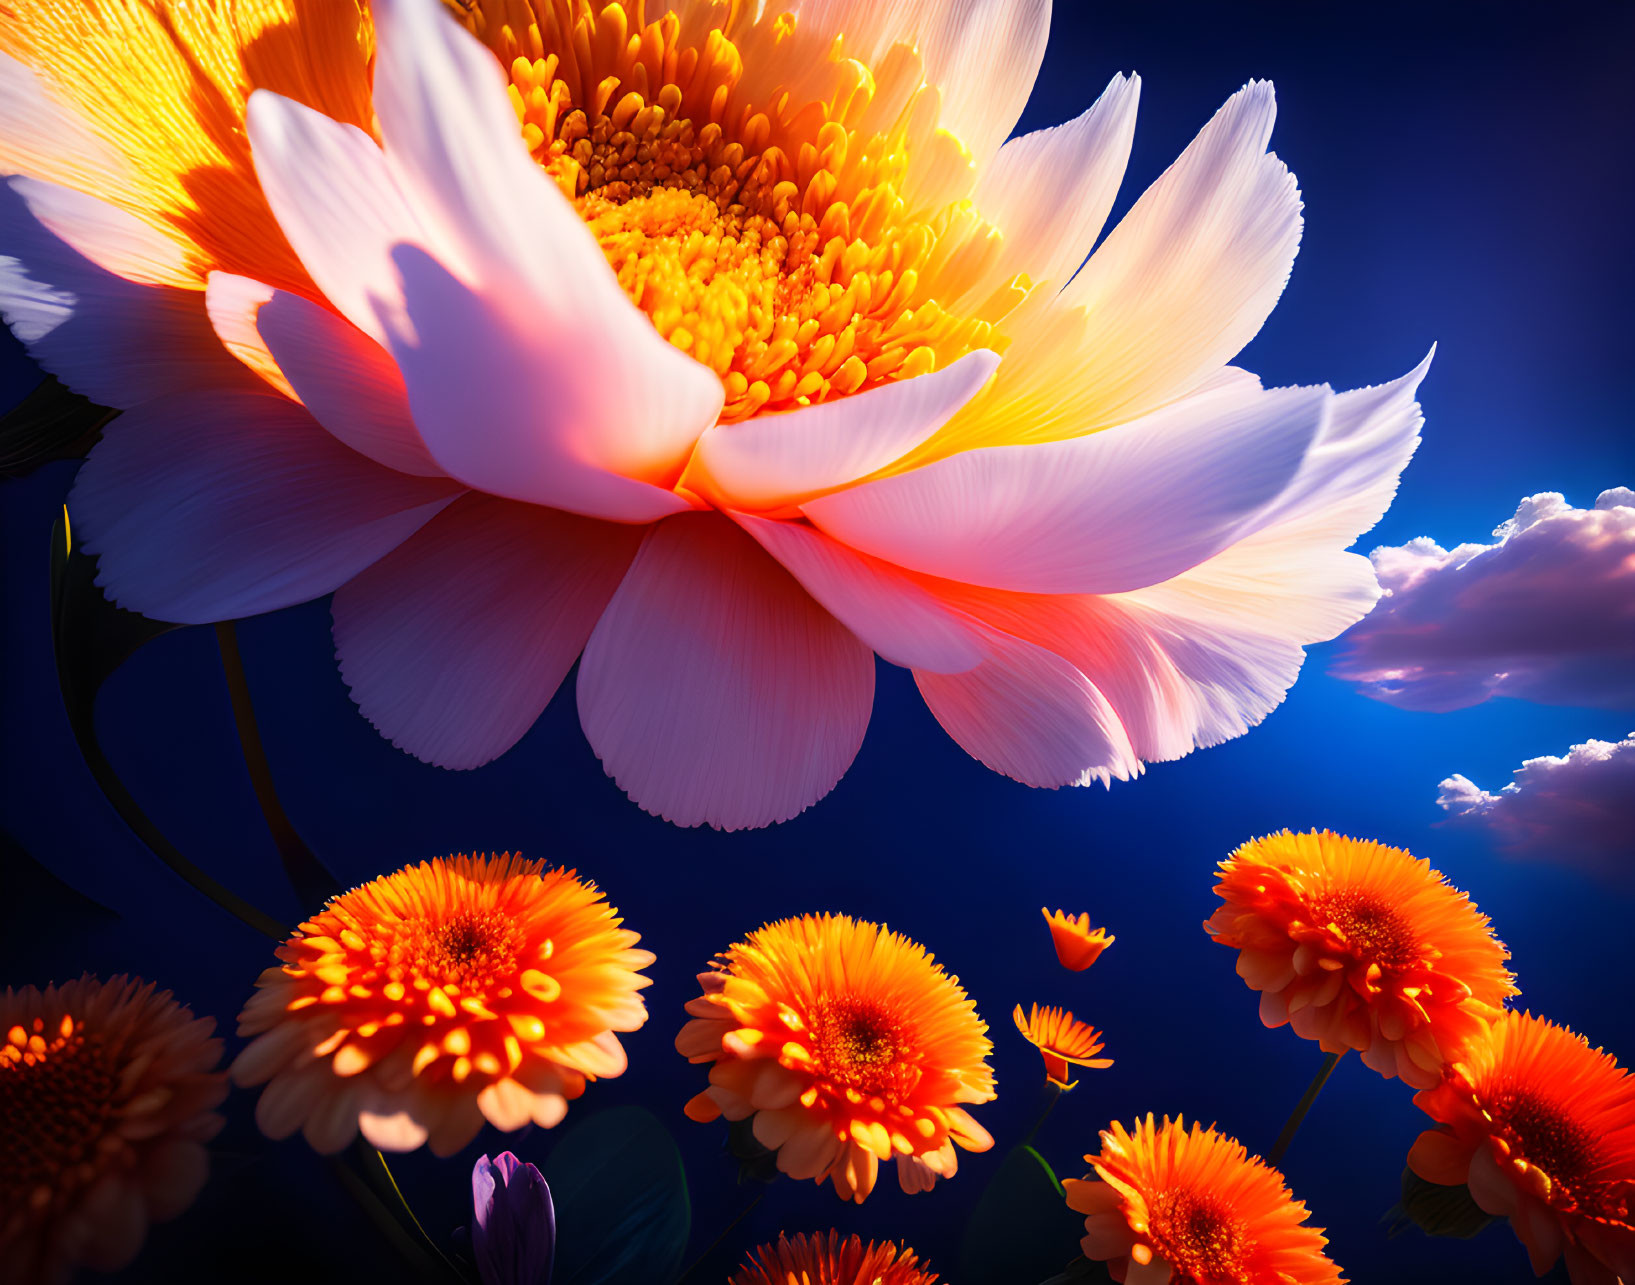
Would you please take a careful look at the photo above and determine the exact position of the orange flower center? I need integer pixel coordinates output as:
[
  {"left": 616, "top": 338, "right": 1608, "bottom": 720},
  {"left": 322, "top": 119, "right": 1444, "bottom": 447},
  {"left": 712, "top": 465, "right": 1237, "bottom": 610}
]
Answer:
[
  {"left": 810, "top": 998, "right": 913, "bottom": 1096},
  {"left": 1312, "top": 891, "right": 1419, "bottom": 966},
  {"left": 1488, "top": 1086, "right": 1599, "bottom": 1197},
  {"left": 1147, "top": 1188, "right": 1250, "bottom": 1282},
  {"left": 405, "top": 909, "right": 524, "bottom": 995},
  {"left": 1, "top": 1018, "right": 118, "bottom": 1209},
  {"left": 483, "top": 6, "right": 994, "bottom": 423}
]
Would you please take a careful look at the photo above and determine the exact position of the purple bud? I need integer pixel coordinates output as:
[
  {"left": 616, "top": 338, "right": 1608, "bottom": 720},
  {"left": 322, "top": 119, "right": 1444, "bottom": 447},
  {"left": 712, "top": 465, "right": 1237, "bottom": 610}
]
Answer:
[{"left": 471, "top": 1151, "right": 555, "bottom": 1285}]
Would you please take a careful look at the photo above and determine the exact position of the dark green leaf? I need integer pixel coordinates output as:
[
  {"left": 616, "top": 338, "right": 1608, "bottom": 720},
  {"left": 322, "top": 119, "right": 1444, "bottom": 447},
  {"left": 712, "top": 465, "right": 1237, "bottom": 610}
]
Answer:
[
  {"left": 959, "top": 1146, "right": 1087, "bottom": 1285},
  {"left": 725, "top": 1116, "right": 783, "bottom": 1185},
  {"left": 1, "top": 375, "right": 116, "bottom": 476},
  {"left": 50, "top": 505, "right": 183, "bottom": 727},
  {"left": 1388, "top": 1166, "right": 1498, "bottom": 1240},
  {"left": 543, "top": 1106, "right": 691, "bottom": 1285}
]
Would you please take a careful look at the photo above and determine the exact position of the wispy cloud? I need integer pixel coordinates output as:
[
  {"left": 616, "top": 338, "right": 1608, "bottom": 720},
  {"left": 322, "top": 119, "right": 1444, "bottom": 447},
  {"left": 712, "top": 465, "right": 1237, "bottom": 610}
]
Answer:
[
  {"left": 1438, "top": 732, "right": 1634, "bottom": 871},
  {"left": 1332, "top": 488, "right": 1635, "bottom": 711}
]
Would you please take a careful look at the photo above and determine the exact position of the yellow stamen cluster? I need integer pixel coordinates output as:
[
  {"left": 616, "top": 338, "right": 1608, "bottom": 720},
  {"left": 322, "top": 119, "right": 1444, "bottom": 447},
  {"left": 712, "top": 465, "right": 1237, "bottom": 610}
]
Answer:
[{"left": 467, "top": 2, "right": 994, "bottom": 422}]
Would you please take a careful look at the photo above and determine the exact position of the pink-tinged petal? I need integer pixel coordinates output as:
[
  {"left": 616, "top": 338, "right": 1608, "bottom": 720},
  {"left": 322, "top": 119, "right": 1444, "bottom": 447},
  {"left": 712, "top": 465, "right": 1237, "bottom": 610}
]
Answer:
[
  {"left": 256, "top": 288, "right": 444, "bottom": 477},
  {"left": 970, "top": 73, "right": 1141, "bottom": 293},
  {"left": 0, "top": 52, "right": 125, "bottom": 193},
  {"left": 1057, "top": 80, "right": 1303, "bottom": 423},
  {"left": 367, "top": 0, "right": 723, "bottom": 488},
  {"left": 914, "top": 626, "right": 1139, "bottom": 788},
  {"left": 691, "top": 351, "right": 999, "bottom": 511},
  {"left": 734, "top": 515, "right": 985, "bottom": 673},
  {"left": 204, "top": 272, "right": 295, "bottom": 398},
  {"left": 333, "top": 493, "right": 644, "bottom": 769},
  {"left": 70, "top": 390, "right": 461, "bottom": 624},
  {"left": 803, "top": 379, "right": 1330, "bottom": 594},
  {"left": 576, "top": 513, "right": 875, "bottom": 830},
  {"left": 0, "top": 178, "right": 252, "bottom": 406}
]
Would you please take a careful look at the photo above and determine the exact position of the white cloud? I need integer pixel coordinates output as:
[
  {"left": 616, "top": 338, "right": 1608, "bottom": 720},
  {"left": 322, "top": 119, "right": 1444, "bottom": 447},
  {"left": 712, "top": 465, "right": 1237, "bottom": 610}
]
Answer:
[
  {"left": 1438, "top": 732, "right": 1635, "bottom": 871},
  {"left": 1332, "top": 488, "right": 1635, "bottom": 710}
]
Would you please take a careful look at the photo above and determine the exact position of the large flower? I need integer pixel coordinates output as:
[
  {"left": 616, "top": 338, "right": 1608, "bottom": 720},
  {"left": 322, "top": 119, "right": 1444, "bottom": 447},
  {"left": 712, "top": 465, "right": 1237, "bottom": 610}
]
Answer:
[
  {"left": 1, "top": 0, "right": 1429, "bottom": 831},
  {"left": 1203, "top": 829, "right": 1517, "bottom": 1089},
  {"left": 0, "top": 974, "right": 227, "bottom": 1285},
  {"left": 1408, "top": 1011, "right": 1635, "bottom": 1285},
  {"left": 1064, "top": 1115, "right": 1344, "bottom": 1285},
  {"left": 233, "top": 853, "right": 653, "bottom": 1156},
  {"left": 677, "top": 913, "right": 995, "bottom": 1203},
  {"left": 730, "top": 1232, "right": 938, "bottom": 1285},
  {"left": 1013, "top": 1003, "right": 1112, "bottom": 1089}
]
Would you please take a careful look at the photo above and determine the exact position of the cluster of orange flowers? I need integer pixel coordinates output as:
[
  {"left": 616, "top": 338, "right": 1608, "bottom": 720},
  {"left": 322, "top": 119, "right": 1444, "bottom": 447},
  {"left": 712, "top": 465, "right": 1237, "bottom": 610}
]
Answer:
[{"left": 7, "top": 832, "right": 1632, "bottom": 1285}]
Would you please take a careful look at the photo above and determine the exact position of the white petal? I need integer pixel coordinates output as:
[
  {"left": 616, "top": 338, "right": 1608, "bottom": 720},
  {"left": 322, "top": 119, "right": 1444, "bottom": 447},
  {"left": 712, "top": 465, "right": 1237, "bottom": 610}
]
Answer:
[
  {"left": 204, "top": 271, "right": 294, "bottom": 398},
  {"left": 576, "top": 513, "right": 875, "bottom": 830},
  {"left": 690, "top": 351, "right": 999, "bottom": 510},
  {"left": 0, "top": 52, "right": 126, "bottom": 194},
  {"left": 333, "top": 493, "right": 643, "bottom": 769},
  {"left": 970, "top": 73, "right": 1141, "bottom": 293},
  {"left": 70, "top": 390, "right": 461, "bottom": 623},
  {"left": 803, "top": 379, "right": 1330, "bottom": 594},
  {"left": 0, "top": 178, "right": 251, "bottom": 406},
  {"left": 1056, "top": 80, "right": 1303, "bottom": 423}
]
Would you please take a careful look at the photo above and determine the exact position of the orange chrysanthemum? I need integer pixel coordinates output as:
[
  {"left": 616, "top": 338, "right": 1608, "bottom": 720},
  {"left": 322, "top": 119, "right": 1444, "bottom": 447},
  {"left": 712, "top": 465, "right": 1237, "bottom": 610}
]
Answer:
[
  {"left": 233, "top": 853, "right": 653, "bottom": 1156},
  {"left": 1, "top": 975, "right": 226, "bottom": 1285},
  {"left": 730, "top": 1232, "right": 937, "bottom": 1285},
  {"left": 1203, "top": 830, "right": 1517, "bottom": 1089},
  {"left": 1408, "top": 1011, "right": 1635, "bottom": 1285},
  {"left": 1013, "top": 1003, "right": 1112, "bottom": 1089},
  {"left": 677, "top": 913, "right": 995, "bottom": 1203},
  {"left": 1065, "top": 1115, "right": 1345, "bottom": 1285},
  {"left": 1043, "top": 908, "right": 1115, "bottom": 972}
]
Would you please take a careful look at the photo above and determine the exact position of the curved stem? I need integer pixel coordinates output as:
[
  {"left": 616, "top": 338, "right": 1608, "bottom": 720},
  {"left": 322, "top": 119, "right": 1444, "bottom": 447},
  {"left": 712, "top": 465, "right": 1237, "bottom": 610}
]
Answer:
[
  {"left": 68, "top": 716, "right": 288, "bottom": 941},
  {"left": 1022, "top": 1081, "right": 1065, "bottom": 1148},
  {"left": 336, "top": 1143, "right": 465, "bottom": 1283},
  {"left": 215, "top": 621, "right": 340, "bottom": 907},
  {"left": 676, "top": 1187, "right": 766, "bottom": 1285},
  {"left": 1268, "top": 1049, "right": 1345, "bottom": 1166}
]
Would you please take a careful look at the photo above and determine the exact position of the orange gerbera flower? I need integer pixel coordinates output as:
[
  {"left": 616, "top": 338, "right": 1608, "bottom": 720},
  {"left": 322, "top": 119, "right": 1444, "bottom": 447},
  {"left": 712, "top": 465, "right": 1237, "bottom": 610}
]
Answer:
[
  {"left": 233, "top": 853, "right": 653, "bottom": 1156},
  {"left": 677, "top": 913, "right": 995, "bottom": 1203},
  {"left": 1065, "top": 1115, "right": 1345, "bottom": 1285},
  {"left": 1, "top": 975, "right": 226, "bottom": 1285},
  {"left": 1043, "top": 908, "right": 1115, "bottom": 971},
  {"left": 1203, "top": 830, "right": 1517, "bottom": 1089},
  {"left": 1408, "top": 1011, "right": 1635, "bottom": 1285},
  {"left": 730, "top": 1232, "right": 937, "bottom": 1285},
  {"left": 1014, "top": 1003, "right": 1112, "bottom": 1089}
]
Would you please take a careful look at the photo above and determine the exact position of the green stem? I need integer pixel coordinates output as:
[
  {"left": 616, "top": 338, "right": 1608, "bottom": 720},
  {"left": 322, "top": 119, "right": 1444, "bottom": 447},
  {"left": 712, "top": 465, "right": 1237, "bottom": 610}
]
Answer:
[
  {"left": 1022, "top": 1081, "right": 1065, "bottom": 1148},
  {"left": 1268, "top": 1049, "right": 1345, "bottom": 1166},
  {"left": 676, "top": 1187, "right": 766, "bottom": 1285},
  {"left": 214, "top": 621, "right": 340, "bottom": 907},
  {"left": 335, "top": 1143, "right": 466, "bottom": 1283}
]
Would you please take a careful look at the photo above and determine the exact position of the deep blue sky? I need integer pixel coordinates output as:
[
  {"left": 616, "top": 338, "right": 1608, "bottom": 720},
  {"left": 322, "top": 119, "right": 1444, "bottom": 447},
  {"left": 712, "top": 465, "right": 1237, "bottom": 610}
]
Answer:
[{"left": 3, "top": 3, "right": 1633, "bottom": 1283}]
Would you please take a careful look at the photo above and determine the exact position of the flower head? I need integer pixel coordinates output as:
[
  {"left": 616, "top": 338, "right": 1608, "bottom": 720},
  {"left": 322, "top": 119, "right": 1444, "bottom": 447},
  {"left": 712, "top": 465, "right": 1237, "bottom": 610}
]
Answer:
[
  {"left": 233, "top": 853, "right": 653, "bottom": 1156},
  {"left": 472, "top": 1151, "right": 555, "bottom": 1285},
  {"left": 730, "top": 1232, "right": 937, "bottom": 1285},
  {"left": 1408, "top": 1011, "right": 1635, "bottom": 1284},
  {"left": 1043, "top": 908, "right": 1114, "bottom": 971},
  {"left": 1013, "top": 1003, "right": 1112, "bottom": 1089},
  {"left": 1204, "top": 830, "right": 1517, "bottom": 1088},
  {"left": 8, "top": 0, "right": 1428, "bottom": 831},
  {"left": 0, "top": 975, "right": 226, "bottom": 1285},
  {"left": 677, "top": 913, "right": 994, "bottom": 1202},
  {"left": 1065, "top": 1115, "right": 1344, "bottom": 1285}
]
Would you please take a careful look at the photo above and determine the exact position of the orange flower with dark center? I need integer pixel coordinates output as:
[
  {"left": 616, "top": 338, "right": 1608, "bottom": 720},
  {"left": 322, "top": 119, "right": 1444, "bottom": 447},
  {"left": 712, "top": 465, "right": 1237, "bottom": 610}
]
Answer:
[
  {"left": 0, "top": 975, "right": 226, "bottom": 1285},
  {"left": 233, "top": 853, "right": 653, "bottom": 1156},
  {"left": 1013, "top": 1004, "right": 1112, "bottom": 1089},
  {"left": 677, "top": 913, "right": 995, "bottom": 1203},
  {"left": 730, "top": 1232, "right": 937, "bottom": 1285},
  {"left": 1065, "top": 1115, "right": 1345, "bottom": 1285},
  {"left": 1203, "top": 830, "right": 1516, "bottom": 1089},
  {"left": 1408, "top": 1011, "right": 1635, "bottom": 1284},
  {"left": 1043, "top": 908, "right": 1115, "bottom": 971}
]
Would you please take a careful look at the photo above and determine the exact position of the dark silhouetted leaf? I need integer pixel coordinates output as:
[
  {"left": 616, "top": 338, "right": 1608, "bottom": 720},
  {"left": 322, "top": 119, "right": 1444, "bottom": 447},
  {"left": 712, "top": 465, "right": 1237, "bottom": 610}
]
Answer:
[
  {"left": 543, "top": 1106, "right": 690, "bottom": 1285},
  {"left": 1, "top": 375, "right": 116, "bottom": 476},
  {"left": 725, "top": 1116, "right": 783, "bottom": 1185},
  {"left": 1388, "top": 1166, "right": 1498, "bottom": 1240},
  {"left": 960, "top": 1146, "right": 1087, "bottom": 1285}
]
